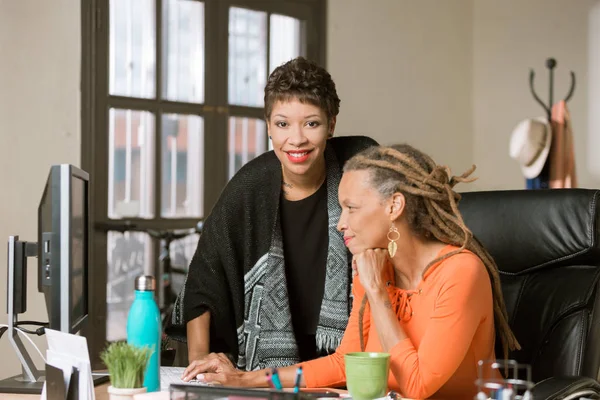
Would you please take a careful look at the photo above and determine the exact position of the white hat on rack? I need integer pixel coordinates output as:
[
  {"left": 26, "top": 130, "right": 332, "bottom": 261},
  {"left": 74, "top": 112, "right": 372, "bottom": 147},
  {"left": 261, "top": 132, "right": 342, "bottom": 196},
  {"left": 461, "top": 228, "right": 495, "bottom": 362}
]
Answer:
[{"left": 509, "top": 116, "right": 553, "bottom": 179}]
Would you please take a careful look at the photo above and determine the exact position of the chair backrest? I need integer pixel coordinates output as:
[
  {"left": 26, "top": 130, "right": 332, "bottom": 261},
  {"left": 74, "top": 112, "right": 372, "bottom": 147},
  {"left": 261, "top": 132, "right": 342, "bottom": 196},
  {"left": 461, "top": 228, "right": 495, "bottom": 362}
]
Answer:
[{"left": 458, "top": 189, "right": 600, "bottom": 383}]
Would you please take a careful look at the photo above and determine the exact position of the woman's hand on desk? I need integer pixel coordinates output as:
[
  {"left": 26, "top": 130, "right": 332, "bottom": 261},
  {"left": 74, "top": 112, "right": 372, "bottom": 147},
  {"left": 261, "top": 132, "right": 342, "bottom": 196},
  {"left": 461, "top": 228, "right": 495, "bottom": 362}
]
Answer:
[
  {"left": 182, "top": 353, "right": 275, "bottom": 387},
  {"left": 182, "top": 352, "right": 239, "bottom": 383}
]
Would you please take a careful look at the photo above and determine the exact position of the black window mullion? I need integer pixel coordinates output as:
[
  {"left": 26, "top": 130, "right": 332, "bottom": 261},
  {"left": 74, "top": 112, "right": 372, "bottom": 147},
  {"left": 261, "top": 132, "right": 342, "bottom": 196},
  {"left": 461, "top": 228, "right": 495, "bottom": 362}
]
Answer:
[
  {"left": 264, "top": 11, "right": 271, "bottom": 151},
  {"left": 159, "top": 102, "right": 207, "bottom": 116},
  {"left": 96, "top": 218, "right": 201, "bottom": 230},
  {"left": 155, "top": 0, "right": 164, "bottom": 221},
  {"left": 316, "top": 0, "right": 326, "bottom": 66},
  {"left": 228, "top": 0, "right": 312, "bottom": 18},
  {"left": 305, "top": 8, "right": 321, "bottom": 64},
  {"left": 202, "top": 0, "right": 229, "bottom": 213},
  {"left": 202, "top": 0, "right": 219, "bottom": 215},
  {"left": 158, "top": 101, "right": 207, "bottom": 116},
  {"left": 228, "top": 105, "right": 264, "bottom": 120},
  {"left": 107, "top": 96, "right": 207, "bottom": 116},
  {"left": 107, "top": 96, "right": 159, "bottom": 111},
  {"left": 153, "top": 0, "right": 165, "bottom": 307},
  {"left": 299, "top": 19, "right": 308, "bottom": 59},
  {"left": 82, "top": 0, "right": 110, "bottom": 370}
]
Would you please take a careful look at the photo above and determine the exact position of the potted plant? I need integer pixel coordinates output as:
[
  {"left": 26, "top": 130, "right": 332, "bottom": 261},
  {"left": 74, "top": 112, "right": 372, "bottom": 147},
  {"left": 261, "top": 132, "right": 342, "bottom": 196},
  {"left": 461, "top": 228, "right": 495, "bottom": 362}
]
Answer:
[{"left": 101, "top": 341, "right": 153, "bottom": 400}]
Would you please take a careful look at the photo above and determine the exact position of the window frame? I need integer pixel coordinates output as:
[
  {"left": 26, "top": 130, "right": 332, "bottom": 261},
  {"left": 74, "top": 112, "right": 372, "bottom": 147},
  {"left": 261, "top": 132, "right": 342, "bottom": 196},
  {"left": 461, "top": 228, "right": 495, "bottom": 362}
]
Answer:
[{"left": 81, "top": 0, "right": 326, "bottom": 367}]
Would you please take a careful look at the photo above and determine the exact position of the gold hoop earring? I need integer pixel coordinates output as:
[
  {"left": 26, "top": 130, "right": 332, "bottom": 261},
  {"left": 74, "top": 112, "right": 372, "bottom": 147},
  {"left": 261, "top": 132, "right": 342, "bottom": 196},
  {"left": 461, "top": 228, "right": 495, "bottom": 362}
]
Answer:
[{"left": 387, "top": 223, "right": 400, "bottom": 257}]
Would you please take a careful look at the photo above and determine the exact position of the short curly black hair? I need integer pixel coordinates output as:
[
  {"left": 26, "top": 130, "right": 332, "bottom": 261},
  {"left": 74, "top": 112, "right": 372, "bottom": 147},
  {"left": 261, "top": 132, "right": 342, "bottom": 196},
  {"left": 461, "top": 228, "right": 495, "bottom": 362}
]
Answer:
[{"left": 264, "top": 57, "right": 340, "bottom": 123}]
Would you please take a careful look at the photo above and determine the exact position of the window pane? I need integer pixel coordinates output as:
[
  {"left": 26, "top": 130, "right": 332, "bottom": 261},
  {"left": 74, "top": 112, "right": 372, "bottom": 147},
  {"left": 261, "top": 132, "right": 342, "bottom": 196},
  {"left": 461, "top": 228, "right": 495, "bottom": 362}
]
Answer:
[
  {"left": 106, "top": 231, "right": 153, "bottom": 342},
  {"left": 269, "top": 14, "right": 303, "bottom": 73},
  {"left": 228, "top": 117, "right": 267, "bottom": 179},
  {"left": 228, "top": 7, "right": 267, "bottom": 107},
  {"left": 109, "top": 0, "right": 156, "bottom": 98},
  {"left": 161, "top": 114, "right": 204, "bottom": 218},
  {"left": 164, "top": 0, "right": 205, "bottom": 103},
  {"left": 160, "top": 233, "right": 199, "bottom": 309},
  {"left": 108, "top": 109, "right": 155, "bottom": 219}
]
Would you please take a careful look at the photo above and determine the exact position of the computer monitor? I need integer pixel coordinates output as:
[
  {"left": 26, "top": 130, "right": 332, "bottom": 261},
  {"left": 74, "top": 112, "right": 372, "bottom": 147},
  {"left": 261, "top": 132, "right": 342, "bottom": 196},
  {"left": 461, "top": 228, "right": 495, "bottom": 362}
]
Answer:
[
  {"left": 38, "top": 164, "right": 89, "bottom": 333},
  {"left": 0, "top": 164, "right": 92, "bottom": 394}
]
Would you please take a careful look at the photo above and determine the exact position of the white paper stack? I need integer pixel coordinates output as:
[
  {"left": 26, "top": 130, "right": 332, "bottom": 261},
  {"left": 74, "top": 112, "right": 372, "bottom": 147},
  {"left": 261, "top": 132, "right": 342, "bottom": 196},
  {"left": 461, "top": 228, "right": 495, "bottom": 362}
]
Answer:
[{"left": 41, "top": 329, "right": 95, "bottom": 400}]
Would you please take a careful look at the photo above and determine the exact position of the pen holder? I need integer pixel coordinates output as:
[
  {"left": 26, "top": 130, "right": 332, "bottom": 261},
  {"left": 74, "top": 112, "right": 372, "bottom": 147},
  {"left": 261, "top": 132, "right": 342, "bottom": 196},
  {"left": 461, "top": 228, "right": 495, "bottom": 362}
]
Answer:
[
  {"left": 45, "top": 363, "right": 79, "bottom": 400},
  {"left": 474, "top": 359, "right": 534, "bottom": 400},
  {"left": 107, "top": 385, "right": 148, "bottom": 400}
]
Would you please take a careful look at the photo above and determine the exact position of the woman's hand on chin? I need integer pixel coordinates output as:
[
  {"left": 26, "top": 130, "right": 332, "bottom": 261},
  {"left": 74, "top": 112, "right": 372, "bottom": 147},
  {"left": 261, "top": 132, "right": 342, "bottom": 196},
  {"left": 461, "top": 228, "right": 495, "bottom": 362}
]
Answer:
[
  {"left": 354, "top": 248, "right": 391, "bottom": 295},
  {"left": 182, "top": 352, "right": 248, "bottom": 386}
]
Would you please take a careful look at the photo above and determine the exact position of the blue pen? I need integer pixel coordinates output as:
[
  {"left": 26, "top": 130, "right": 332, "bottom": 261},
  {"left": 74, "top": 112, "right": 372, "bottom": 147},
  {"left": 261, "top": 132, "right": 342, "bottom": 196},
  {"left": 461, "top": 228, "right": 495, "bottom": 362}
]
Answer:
[
  {"left": 293, "top": 366, "right": 303, "bottom": 393},
  {"left": 271, "top": 368, "right": 283, "bottom": 390}
]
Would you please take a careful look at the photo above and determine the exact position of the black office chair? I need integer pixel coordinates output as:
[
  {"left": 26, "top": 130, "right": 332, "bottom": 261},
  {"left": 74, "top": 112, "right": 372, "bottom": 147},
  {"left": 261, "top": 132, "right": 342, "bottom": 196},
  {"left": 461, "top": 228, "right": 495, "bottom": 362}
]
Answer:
[{"left": 460, "top": 189, "right": 600, "bottom": 400}]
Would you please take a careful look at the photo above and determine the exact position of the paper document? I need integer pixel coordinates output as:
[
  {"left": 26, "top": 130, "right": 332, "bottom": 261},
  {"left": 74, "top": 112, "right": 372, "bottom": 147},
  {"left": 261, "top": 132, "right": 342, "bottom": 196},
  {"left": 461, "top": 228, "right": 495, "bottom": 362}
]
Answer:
[{"left": 41, "top": 329, "right": 95, "bottom": 400}]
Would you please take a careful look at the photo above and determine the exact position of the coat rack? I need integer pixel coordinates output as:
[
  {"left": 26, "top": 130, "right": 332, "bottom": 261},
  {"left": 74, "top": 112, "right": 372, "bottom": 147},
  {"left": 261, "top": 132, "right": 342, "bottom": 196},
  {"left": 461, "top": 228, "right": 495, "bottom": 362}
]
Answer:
[{"left": 529, "top": 58, "right": 576, "bottom": 121}]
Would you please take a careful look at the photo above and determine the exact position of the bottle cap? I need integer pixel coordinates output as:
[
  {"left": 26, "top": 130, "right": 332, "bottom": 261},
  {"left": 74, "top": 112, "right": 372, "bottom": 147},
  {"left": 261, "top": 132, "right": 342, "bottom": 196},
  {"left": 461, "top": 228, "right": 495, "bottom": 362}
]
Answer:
[{"left": 135, "top": 275, "right": 156, "bottom": 291}]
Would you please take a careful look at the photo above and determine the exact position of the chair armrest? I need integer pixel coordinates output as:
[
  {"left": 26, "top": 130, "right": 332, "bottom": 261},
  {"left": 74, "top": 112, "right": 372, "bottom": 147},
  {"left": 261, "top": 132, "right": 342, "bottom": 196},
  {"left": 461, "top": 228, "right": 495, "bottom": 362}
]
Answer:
[{"left": 531, "top": 376, "right": 600, "bottom": 400}]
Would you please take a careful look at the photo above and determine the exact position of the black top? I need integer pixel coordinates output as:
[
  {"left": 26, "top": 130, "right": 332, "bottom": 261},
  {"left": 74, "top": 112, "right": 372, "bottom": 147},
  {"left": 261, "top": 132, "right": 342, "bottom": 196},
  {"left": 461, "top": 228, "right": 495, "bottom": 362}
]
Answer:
[
  {"left": 280, "top": 181, "right": 328, "bottom": 361},
  {"left": 175, "top": 135, "right": 379, "bottom": 367}
]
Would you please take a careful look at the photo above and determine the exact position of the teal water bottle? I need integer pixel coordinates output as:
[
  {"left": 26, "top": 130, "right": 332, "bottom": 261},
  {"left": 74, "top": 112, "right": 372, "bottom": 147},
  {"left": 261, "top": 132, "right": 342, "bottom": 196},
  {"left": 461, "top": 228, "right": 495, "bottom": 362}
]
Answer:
[{"left": 127, "top": 275, "right": 161, "bottom": 392}]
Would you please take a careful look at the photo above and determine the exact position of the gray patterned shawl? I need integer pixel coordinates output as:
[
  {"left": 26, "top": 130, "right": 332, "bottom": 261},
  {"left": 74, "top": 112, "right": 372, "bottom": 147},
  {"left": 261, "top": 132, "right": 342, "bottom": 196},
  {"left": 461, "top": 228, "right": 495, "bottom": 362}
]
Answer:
[{"left": 171, "top": 136, "right": 378, "bottom": 370}]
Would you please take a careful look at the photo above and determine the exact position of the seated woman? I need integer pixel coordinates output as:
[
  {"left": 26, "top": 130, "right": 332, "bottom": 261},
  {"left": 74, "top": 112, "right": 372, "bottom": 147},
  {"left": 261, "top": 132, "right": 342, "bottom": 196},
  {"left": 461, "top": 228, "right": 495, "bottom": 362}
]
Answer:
[
  {"left": 174, "top": 57, "right": 377, "bottom": 375},
  {"left": 185, "top": 144, "right": 520, "bottom": 399}
]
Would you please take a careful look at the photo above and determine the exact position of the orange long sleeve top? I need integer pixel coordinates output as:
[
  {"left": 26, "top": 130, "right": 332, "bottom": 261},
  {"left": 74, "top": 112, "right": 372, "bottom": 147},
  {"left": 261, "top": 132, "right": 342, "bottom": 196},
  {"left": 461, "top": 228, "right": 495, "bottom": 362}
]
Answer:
[{"left": 300, "top": 245, "right": 497, "bottom": 399}]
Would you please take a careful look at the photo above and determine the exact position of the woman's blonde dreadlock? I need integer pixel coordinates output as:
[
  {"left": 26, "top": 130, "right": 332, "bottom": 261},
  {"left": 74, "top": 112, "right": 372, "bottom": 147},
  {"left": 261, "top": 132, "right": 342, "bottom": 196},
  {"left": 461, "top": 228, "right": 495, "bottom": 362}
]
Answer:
[{"left": 346, "top": 144, "right": 520, "bottom": 360}]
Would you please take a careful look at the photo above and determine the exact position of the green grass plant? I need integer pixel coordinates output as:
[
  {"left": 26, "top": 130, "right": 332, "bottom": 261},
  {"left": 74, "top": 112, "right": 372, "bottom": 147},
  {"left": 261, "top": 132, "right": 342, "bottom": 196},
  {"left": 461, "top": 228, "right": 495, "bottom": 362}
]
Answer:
[{"left": 100, "top": 342, "right": 153, "bottom": 389}]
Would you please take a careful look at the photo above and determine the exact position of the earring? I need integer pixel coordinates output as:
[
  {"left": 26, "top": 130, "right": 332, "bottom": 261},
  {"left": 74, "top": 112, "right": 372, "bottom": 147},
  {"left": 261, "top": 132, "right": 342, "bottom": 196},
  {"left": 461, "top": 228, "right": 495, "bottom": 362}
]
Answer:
[
  {"left": 269, "top": 136, "right": 272, "bottom": 139},
  {"left": 387, "top": 223, "right": 400, "bottom": 257}
]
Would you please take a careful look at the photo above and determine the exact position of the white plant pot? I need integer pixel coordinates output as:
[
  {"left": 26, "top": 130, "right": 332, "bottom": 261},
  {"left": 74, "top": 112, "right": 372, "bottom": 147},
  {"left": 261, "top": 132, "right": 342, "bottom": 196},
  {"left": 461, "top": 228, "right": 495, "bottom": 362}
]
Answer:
[{"left": 107, "top": 385, "right": 147, "bottom": 400}]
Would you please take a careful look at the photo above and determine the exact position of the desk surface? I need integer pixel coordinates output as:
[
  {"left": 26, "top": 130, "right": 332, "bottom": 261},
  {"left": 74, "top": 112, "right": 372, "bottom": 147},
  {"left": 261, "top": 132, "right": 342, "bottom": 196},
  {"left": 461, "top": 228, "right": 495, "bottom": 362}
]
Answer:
[
  {"left": 2, "top": 383, "right": 164, "bottom": 399},
  {"left": 4, "top": 384, "right": 411, "bottom": 400},
  {"left": 2, "top": 383, "right": 109, "bottom": 400}
]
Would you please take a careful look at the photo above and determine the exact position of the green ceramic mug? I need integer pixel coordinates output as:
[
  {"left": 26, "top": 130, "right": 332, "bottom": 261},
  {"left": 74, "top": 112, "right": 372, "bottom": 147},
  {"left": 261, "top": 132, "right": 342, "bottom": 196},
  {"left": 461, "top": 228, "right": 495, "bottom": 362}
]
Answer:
[{"left": 344, "top": 352, "right": 391, "bottom": 400}]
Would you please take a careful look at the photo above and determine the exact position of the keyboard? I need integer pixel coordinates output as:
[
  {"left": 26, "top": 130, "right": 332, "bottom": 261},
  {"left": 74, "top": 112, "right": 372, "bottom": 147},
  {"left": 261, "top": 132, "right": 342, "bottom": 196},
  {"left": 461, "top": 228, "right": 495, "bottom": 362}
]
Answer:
[{"left": 160, "top": 366, "right": 214, "bottom": 391}]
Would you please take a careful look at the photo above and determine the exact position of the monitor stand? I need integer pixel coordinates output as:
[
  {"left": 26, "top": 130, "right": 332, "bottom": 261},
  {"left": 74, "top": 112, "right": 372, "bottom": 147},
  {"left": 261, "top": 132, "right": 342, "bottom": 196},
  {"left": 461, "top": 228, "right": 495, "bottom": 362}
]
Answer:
[
  {"left": 0, "top": 236, "right": 111, "bottom": 394},
  {"left": 0, "top": 372, "right": 45, "bottom": 395},
  {"left": 0, "top": 236, "right": 43, "bottom": 394}
]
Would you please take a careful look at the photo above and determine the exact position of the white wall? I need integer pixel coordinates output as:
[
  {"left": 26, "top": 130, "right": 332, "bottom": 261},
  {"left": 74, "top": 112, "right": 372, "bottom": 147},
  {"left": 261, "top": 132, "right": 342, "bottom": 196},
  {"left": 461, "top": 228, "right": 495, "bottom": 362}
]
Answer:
[
  {"left": 589, "top": 1, "right": 600, "bottom": 180},
  {"left": 327, "top": 0, "right": 476, "bottom": 182},
  {"left": 0, "top": 0, "right": 81, "bottom": 380},
  {"left": 473, "top": 0, "right": 600, "bottom": 190},
  {"left": 328, "top": 0, "right": 600, "bottom": 191}
]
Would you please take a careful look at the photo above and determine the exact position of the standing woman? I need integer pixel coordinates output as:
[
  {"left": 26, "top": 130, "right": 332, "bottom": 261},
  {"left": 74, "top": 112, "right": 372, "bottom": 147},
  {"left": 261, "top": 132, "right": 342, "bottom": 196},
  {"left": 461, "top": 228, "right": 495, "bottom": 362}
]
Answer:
[{"left": 173, "top": 56, "right": 378, "bottom": 377}]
